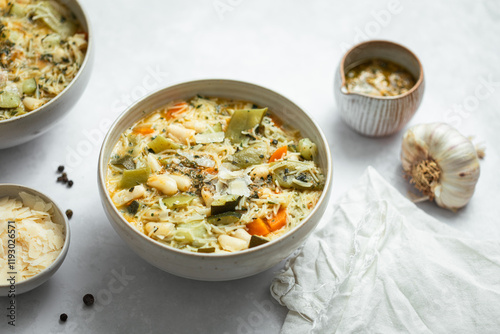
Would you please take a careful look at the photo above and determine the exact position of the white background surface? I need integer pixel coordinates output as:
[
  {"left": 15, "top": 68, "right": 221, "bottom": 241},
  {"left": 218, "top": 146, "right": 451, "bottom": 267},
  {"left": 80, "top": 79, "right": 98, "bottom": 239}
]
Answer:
[{"left": 1, "top": 0, "right": 499, "bottom": 333}]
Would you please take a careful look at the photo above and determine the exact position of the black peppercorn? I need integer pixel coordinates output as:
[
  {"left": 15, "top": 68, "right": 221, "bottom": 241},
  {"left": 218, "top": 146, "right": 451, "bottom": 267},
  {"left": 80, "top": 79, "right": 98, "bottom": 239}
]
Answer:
[
  {"left": 83, "top": 294, "right": 94, "bottom": 306},
  {"left": 65, "top": 209, "right": 73, "bottom": 219},
  {"left": 58, "top": 165, "right": 65, "bottom": 173},
  {"left": 60, "top": 313, "right": 68, "bottom": 322},
  {"left": 67, "top": 180, "right": 74, "bottom": 187}
]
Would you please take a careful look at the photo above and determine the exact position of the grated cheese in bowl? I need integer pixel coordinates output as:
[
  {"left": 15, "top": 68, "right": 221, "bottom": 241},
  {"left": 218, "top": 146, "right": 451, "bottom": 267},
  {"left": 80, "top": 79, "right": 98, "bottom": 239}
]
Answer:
[{"left": 0, "top": 191, "right": 65, "bottom": 282}]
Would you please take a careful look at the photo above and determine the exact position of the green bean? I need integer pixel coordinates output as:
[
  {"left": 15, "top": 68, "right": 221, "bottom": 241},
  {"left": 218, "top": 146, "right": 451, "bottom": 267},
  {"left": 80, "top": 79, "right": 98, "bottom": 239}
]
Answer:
[
  {"left": 147, "top": 135, "right": 180, "bottom": 153},
  {"left": 225, "top": 108, "right": 267, "bottom": 143},
  {"left": 119, "top": 167, "right": 150, "bottom": 189},
  {"left": 231, "top": 143, "right": 266, "bottom": 168},
  {"left": 162, "top": 194, "right": 196, "bottom": 209}
]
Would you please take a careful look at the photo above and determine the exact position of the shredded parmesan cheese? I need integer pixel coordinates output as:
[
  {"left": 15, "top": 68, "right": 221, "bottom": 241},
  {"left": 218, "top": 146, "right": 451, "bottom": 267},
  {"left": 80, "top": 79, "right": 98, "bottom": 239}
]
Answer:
[{"left": 0, "top": 192, "right": 65, "bottom": 282}]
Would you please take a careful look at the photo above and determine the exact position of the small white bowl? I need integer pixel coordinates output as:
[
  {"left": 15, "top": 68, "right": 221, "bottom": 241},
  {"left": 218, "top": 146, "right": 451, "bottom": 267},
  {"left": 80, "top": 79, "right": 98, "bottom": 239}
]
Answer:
[
  {"left": 0, "top": 0, "right": 93, "bottom": 149},
  {"left": 334, "top": 40, "right": 425, "bottom": 137},
  {"left": 98, "top": 79, "right": 332, "bottom": 281},
  {"left": 0, "top": 184, "right": 70, "bottom": 296}
]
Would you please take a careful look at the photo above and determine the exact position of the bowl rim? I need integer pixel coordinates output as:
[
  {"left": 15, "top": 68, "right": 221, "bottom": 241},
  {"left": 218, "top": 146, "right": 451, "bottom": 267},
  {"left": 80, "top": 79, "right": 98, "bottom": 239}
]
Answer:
[
  {"left": 339, "top": 39, "right": 424, "bottom": 100},
  {"left": 0, "top": 0, "right": 93, "bottom": 124},
  {"left": 98, "top": 78, "right": 333, "bottom": 258},
  {"left": 0, "top": 183, "right": 71, "bottom": 288}
]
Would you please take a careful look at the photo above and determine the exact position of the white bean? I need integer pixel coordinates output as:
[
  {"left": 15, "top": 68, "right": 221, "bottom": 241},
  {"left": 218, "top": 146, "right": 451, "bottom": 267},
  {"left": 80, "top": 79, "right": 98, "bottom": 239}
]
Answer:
[
  {"left": 52, "top": 47, "right": 68, "bottom": 63},
  {"left": 23, "top": 97, "right": 44, "bottom": 111},
  {"left": 147, "top": 174, "right": 178, "bottom": 195},
  {"left": 232, "top": 229, "right": 251, "bottom": 243},
  {"left": 167, "top": 124, "right": 196, "bottom": 144},
  {"left": 147, "top": 154, "right": 162, "bottom": 173},
  {"left": 201, "top": 186, "right": 214, "bottom": 206},
  {"left": 112, "top": 185, "right": 145, "bottom": 206},
  {"left": 183, "top": 120, "right": 206, "bottom": 133},
  {"left": 218, "top": 235, "right": 248, "bottom": 252},
  {"left": 145, "top": 222, "right": 175, "bottom": 240},
  {"left": 170, "top": 174, "right": 192, "bottom": 192}
]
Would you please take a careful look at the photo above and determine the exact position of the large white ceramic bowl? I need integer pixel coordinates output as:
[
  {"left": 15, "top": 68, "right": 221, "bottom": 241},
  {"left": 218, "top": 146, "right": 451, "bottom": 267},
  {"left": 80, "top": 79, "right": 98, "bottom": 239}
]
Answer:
[
  {"left": 98, "top": 79, "right": 332, "bottom": 281},
  {"left": 0, "top": 0, "right": 93, "bottom": 149},
  {"left": 0, "top": 184, "right": 70, "bottom": 296}
]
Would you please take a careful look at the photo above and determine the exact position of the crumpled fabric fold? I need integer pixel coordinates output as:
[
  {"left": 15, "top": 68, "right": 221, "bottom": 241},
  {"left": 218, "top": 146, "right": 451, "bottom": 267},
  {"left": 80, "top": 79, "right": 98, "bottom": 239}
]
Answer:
[{"left": 271, "top": 167, "right": 500, "bottom": 334}]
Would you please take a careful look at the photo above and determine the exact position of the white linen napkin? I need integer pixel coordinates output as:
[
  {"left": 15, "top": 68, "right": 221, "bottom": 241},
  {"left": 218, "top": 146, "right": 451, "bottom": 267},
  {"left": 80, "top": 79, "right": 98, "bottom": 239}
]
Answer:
[{"left": 271, "top": 167, "right": 500, "bottom": 334}]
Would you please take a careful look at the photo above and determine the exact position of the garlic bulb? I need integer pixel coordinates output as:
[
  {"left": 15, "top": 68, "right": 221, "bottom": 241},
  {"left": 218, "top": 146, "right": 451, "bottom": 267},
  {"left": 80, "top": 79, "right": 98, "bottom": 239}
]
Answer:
[{"left": 401, "top": 123, "right": 481, "bottom": 211}]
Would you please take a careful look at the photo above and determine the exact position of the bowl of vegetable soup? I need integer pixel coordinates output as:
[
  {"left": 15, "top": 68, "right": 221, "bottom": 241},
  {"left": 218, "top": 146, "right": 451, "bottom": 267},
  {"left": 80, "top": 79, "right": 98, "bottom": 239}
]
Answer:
[
  {"left": 0, "top": 0, "right": 93, "bottom": 149},
  {"left": 98, "top": 79, "right": 332, "bottom": 281}
]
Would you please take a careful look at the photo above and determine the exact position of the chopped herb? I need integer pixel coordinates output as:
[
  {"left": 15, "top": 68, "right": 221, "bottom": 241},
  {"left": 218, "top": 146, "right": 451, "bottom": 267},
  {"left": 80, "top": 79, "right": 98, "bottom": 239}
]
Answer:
[{"left": 127, "top": 201, "right": 139, "bottom": 215}]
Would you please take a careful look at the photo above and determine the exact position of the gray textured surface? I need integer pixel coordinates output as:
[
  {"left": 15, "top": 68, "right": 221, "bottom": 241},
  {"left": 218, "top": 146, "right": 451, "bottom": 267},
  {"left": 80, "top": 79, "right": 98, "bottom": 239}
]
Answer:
[{"left": 1, "top": 0, "right": 499, "bottom": 333}]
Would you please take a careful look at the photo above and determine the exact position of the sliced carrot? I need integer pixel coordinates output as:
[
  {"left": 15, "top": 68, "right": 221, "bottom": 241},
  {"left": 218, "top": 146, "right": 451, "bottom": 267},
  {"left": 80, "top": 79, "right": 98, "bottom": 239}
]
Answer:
[
  {"left": 165, "top": 102, "right": 188, "bottom": 119},
  {"left": 133, "top": 126, "right": 155, "bottom": 135},
  {"left": 246, "top": 218, "right": 270, "bottom": 236},
  {"left": 267, "top": 208, "right": 287, "bottom": 232},
  {"left": 204, "top": 167, "right": 218, "bottom": 175},
  {"left": 269, "top": 146, "right": 287, "bottom": 162}
]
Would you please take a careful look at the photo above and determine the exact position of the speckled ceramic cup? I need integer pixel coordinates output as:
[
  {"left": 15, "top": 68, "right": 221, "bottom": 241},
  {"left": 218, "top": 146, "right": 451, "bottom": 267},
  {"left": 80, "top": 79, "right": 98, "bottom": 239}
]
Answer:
[
  {"left": 0, "top": 184, "right": 70, "bottom": 296},
  {"left": 0, "top": 0, "right": 93, "bottom": 149},
  {"left": 98, "top": 79, "right": 332, "bottom": 281},
  {"left": 334, "top": 40, "right": 425, "bottom": 137}
]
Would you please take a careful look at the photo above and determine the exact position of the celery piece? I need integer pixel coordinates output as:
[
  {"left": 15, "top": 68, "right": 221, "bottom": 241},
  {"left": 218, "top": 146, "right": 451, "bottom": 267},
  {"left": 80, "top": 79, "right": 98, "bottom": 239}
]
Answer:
[
  {"left": 162, "top": 194, "right": 195, "bottom": 209},
  {"left": 0, "top": 92, "right": 21, "bottom": 109},
  {"left": 119, "top": 167, "right": 150, "bottom": 189},
  {"left": 147, "top": 135, "right": 179, "bottom": 153},
  {"left": 298, "top": 138, "right": 317, "bottom": 160},
  {"left": 34, "top": 2, "right": 77, "bottom": 38},
  {"left": 22, "top": 79, "right": 37, "bottom": 95},
  {"left": 9, "top": 3, "right": 26, "bottom": 17},
  {"left": 225, "top": 108, "right": 267, "bottom": 144}
]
